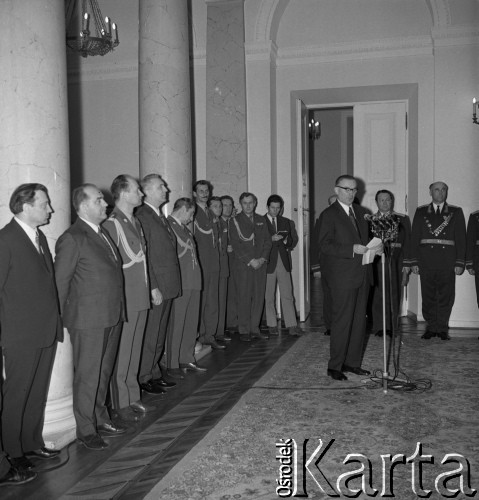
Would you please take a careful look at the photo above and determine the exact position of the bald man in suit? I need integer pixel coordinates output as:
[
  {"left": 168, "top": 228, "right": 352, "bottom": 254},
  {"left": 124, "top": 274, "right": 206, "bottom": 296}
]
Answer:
[{"left": 55, "top": 184, "right": 126, "bottom": 450}]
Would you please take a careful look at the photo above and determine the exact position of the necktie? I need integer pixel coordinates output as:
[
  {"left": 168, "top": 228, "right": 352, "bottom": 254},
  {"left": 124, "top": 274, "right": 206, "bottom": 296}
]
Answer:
[
  {"left": 34, "top": 231, "right": 42, "bottom": 253},
  {"left": 349, "top": 207, "right": 360, "bottom": 234},
  {"left": 436, "top": 205, "right": 441, "bottom": 215},
  {"left": 98, "top": 227, "right": 117, "bottom": 261},
  {"left": 272, "top": 217, "right": 277, "bottom": 233}
]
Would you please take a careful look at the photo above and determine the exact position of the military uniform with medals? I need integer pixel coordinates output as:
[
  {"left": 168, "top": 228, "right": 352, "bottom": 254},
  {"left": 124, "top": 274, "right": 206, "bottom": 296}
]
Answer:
[{"left": 410, "top": 202, "right": 466, "bottom": 337}]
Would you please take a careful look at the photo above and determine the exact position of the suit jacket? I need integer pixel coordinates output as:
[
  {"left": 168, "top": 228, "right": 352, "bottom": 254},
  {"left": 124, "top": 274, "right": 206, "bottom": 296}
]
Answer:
[
  {"left": 193, "top": 204, "right": 220, "bottom": 274},
  {"left": 264, "top": 214, "right": 299, "bottom": 273},
  {"left": 54, "top": 217, "right": 125, "bottom": 330},
  {"left": 135, "top": 204, "right": 181, "bottom": 300},
  {"left": 466, "top": 210, "right": 479, "bottom": 271},
  {"left": 410, "top": 202, "right": 466, "bottom": 270},
  {"left": 102, "top": 207, "right": 150, "bottom": 312},
  {"left": 229, "top": 212, "right": 272, "bottom": 266},
  {"left": 168, "top": 216, "right": 202, "bottom": 291},
  {"left": 216, "top": 217, "right": 229, "bottom": 278},
  {"left": 318, "top": 201, "right": 372, "bottom": 290},
  {"left": 0, "top": 218, "right": 62, "bottom": 348}
]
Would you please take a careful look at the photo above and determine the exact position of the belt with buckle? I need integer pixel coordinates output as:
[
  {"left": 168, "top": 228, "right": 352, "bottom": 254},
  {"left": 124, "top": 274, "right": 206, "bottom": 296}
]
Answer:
[
  {"left": 420, "top": 239, "right": 455, "bottom": 246},
  {"left": 390, "top": 242, "right": 402, "bottom": 248}
]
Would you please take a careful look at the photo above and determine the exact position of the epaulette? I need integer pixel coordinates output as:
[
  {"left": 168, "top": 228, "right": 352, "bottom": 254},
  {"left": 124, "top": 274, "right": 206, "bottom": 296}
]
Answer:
[
  {"left": 393, "top": 211, "right": 407, "bottom": 218},
  {"left": 446, "top": 204, "right": 459, "bottom": 209},
  {"left": 417, "top": 204, "right": 429, "bottom": 209},
  {"left": 107, "top": 212, "right": 118, "bottom": 220},
  {"left": 472, "top": 210, "right": 479, "bottom": 215}
]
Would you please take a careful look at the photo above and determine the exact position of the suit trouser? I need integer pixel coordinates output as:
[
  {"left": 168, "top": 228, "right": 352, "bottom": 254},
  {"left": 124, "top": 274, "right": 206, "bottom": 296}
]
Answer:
[
  {"left": 2, "top": 342, "right": 57, "bottom": 457},
  {"left": 475, "top": 271, "right": 479, "bottom": 308},
  {"left": 167, "top": 290, "right": 200, "bottom": 368},
  {"left": 226, "top": 254, "right": 238, "bottom": 327},
  {"left": 0, "top": 451, "right": 9, "bottom": 478},
  {"left": 216, "top": 277, "right": 228, "bottom": 338},
  {"left": 111, "top": 309, "right": 147, "bottom": 409},
  {"left": 138, "top": 299, "right": 173, "bottom": 384},
  {"left": 235, "top": 263, "right": 267, "bottom": 334},
  {"left": 371, "top": 256, "right": 401, "bottom": 332},
  {"left": 265, "top": 258, "right": 297, "bottom": 328},
  {"left": 329, "top": 279, "right": 370, "bottom": 372},
  {"left": 69, "top": 323, "right": 121, "bottom": 439},
  {"left": 321, "top": 276, "right": 332, "bottom": 331},
  {"left": 198, "top": 271, "right": 219, "bottom": 344},
  {"left": 420, "top": 268, "right": 455, "bottom": 333}
]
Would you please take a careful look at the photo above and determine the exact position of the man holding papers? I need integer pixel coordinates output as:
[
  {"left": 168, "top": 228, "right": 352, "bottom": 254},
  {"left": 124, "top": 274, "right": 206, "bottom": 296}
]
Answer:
[{"left": 318, "top": 175, "right": 382, "bottom": 381}]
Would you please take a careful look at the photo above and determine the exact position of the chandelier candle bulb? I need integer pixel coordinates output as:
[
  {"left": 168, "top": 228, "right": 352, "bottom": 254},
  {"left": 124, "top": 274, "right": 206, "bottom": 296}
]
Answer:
[{"left": 113, "top": 23, "right": 118, "bottom": 44}]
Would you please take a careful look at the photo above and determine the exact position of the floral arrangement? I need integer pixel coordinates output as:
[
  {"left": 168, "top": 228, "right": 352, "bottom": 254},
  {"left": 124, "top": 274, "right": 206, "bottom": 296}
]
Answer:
[{"left": 364, "top": 212, "right": 400, "bottom": 243}]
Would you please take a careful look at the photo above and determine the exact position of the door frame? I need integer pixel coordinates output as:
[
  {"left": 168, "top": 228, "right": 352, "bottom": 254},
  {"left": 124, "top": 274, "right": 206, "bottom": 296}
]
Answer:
[{"left": 290, "top": 84, "right": 418, "bottom": 321}]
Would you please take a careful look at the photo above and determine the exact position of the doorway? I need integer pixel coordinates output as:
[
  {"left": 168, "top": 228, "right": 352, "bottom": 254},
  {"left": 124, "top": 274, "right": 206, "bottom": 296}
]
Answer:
[{"left": 291, "top": 84, "right": 418, "bottom": 322}]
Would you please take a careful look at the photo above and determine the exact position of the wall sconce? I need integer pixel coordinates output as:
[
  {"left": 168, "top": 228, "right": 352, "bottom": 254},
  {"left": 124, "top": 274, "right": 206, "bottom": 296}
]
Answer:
[
  {"left": 473, "top": 98, "right": 479, "bottom": 125},
  {"left": 309, "top": 119, "right": 321, "bottom": 140}
]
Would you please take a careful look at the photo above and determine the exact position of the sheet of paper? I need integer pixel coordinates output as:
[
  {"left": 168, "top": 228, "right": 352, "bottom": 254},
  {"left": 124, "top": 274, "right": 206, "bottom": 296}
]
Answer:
[{"left": 362, "top": 237, "right": 382, "bottom": 265}]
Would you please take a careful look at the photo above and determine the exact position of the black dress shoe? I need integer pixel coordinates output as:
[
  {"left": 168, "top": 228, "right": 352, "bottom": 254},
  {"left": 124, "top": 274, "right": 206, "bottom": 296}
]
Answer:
[
  {"left": 342, "top": 365, "right": 371, "bottom": 376},
  {"left": 0, "top": 466, "right": 36, "bottom": 486},
  {"left": 26, "top": 447, "right": 60, "bottom": 460},
  {"left": 327, "top": 369, "right": 348, "bottom": 381},
  {"left": 79, "top": 434, "right": 109, "bottom": 450},
  {"left": 239, "top": 334, "right": 252, "bottom": 342},
  {"left": 130, "top": 401, "right": 156, "bottom": 413},
  {"left": 154, "top": 377, "right": 176, "bottom": 388},
  {"left": 166, "top": 368, "right": 185, "bottom": 379},
  {"left": 324, "top": 329, "right": 331, "bottom": 336},
  {"left": 205, "top": 340, "right": 226, "bottom": 350},
  {"left": 180, "top": 362, "right": 207, "bottom": 373},
  {"left": 421, "top": 331, "right": 436, "bottom": 339},
  {"left": 9, "top": 456, "right": 33, "bottom": 471},
  {"left": 98, "top": 422, "right": 127, "bottom": 435},
  {"left": 251, "top": 331, "right": 269, "bottom": 340},
  {"left": 268, "top": 326, "right": 279, "bottom": 335},
  {"left": 114, "top": 407, "right": 141, "bottom": 422},
  {"left": 438, "top": 332, "right": 451, "bottom": 341},
  {"left": 374, "top": 330, "right": 383, "bottom": 337},
  {"left": 140, "top": 380, "right": 166, "bottom": 395}
]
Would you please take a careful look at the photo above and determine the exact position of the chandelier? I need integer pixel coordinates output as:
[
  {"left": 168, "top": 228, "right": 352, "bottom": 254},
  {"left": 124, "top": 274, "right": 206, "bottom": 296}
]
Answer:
[{"left": 66, "top": 0, "right": 119, "bottom": 57}]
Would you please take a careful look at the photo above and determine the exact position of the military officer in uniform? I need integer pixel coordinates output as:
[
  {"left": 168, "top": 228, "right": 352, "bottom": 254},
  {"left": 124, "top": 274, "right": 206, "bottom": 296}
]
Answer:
[
  {"left": 193, "top": 180, "right": 224, "bottom": 350},
  {"left": 229, "top": 192, "right": 272, "bottom": 342},
  {"left": 466, "top": 209, "right": 479, "bottom": 309},
  {"left": 103, "top": 175, "right": 152, "bottom": 421},
  {"left": 410, "top": 182, "right": 466, "bottom": 340},
  {"left": 370, "top": 190, "right": 412, "bottom": 337}
]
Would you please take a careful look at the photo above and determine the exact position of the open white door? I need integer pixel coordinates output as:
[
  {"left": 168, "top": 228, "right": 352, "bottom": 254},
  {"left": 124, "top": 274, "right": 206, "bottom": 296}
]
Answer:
[
  {"left": 353, "top": 101, "right": 408, "bottom": 214},
  {"left": 296, "top": 99, "right": 310, "bottom": 322},
  {"left": 354, "top": 100, "right": 409, "bottom": 315}
]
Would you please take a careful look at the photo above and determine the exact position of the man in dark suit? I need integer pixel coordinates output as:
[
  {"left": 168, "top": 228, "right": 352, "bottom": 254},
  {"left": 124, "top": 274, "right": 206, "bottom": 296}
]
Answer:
[
  {"left": 466, "top": 209, "right": 479, "bottom": 309},
  {"left": 318, "top": 175, "right": 381, "bottom": 381},
  {"left": 370, "top": 190, "right": 412, "bottom": 337},
  {"left": 55, "top": 184, "right": 126, "bottom": 451},
  {"left": 410, "top": 181, "right": 466, "bottom": 340},
  {"left": 264, "top": 194, "right": 302, "bottom": 336},
  {"left": 103, "top": 175, "right": 152, "bottom": 422},
  {"left": 193, "top": 180, "right": 224, "bottom": 350},
  {"left": 167, "top": 199, "right": 206, "bottom": 375},
  {"left": 136, "top": 174, "right": 180, "bottom": 395},
  {"left": 229, "top": 192, "right": 272, "bottom": 342},
  {"left": 0, "top": 184, "right": 62, "bottom": 470}
]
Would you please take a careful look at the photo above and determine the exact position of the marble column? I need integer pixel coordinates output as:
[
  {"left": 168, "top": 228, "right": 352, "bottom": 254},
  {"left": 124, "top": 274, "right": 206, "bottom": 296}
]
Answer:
[
  {"left": 0, "top": 0, "right": 76, "bottom": 447},
  {"left": 206, "top": 0, "right": 248, "bottom": 202},
  {"left": 139, "top": 0, "right": 193, "bottom": 208}
]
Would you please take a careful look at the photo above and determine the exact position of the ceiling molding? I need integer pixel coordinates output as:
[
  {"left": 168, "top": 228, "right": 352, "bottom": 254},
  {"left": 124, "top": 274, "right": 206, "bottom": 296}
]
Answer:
[{"left": 276, "top": 36, "right": 433, "bottom": 66}]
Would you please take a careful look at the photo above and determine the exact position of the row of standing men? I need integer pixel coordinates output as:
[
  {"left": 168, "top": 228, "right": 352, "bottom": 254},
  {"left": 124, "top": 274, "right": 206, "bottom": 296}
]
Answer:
[{"left": 0, "top": 175, "right": 303, "bottom": 485}]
